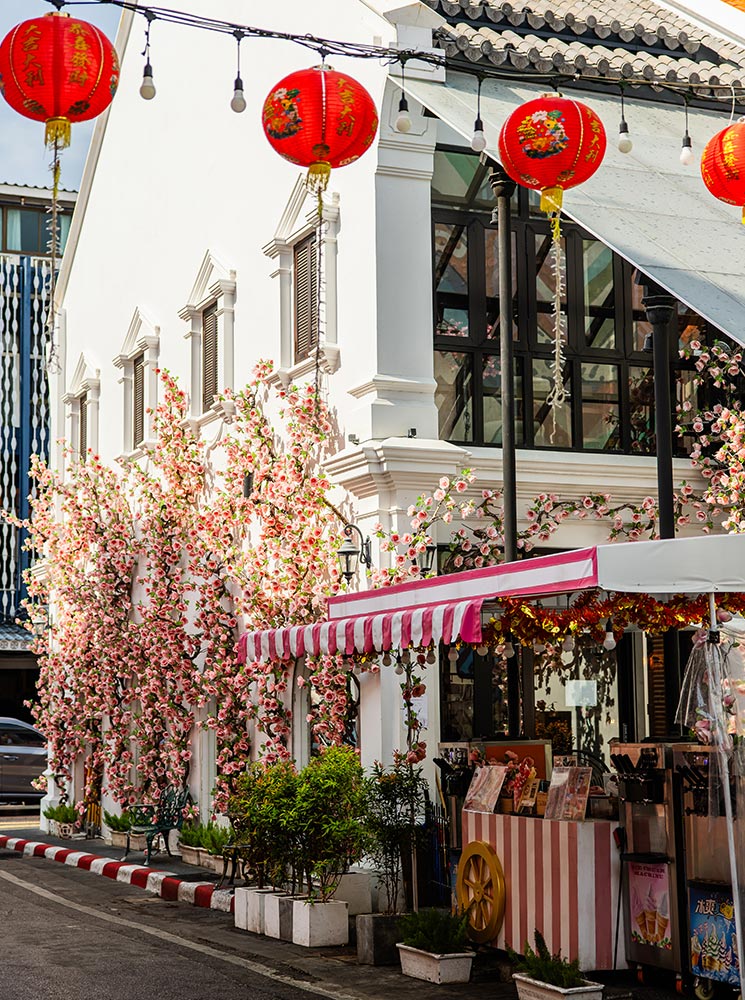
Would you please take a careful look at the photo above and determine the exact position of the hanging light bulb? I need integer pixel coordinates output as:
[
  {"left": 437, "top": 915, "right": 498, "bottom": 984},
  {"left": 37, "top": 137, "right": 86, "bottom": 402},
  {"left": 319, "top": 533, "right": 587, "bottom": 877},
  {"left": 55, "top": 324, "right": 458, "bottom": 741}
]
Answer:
[
  {"left": 140, "top": 61, "right": 156, "bottom": 100},
  {"left": 471, "top": 117, "right": 487, "bottom": 153},
  {"left": 231, "top": 74, "right": 246, "bottom": 113},
  {"left": 603, "top": 631, "right": 617, "bottom": 651},
  {"left": 426, "top": 649, "right": 436, "bottom": 664},
  {"left": 382, "top": 651, "right": 392, "bottom": 667},
  {"left": 617, "top": 117, "right": 632, "bottom": 154},
  {"left": 562, "top": 635, "right": 575, "bottom": 653},
  {"left": 394, "top": 663, "right": 404, "bottom": 676},
  {"left": 401, "top": 649, "right": 411, "bottom": 664},
  {"left": 503, "top": 641, "right": 514, "bottom": 658},
  {"left": 533, "top": 641, "right": 545, "bottom": 654},
  {"left": 448, "top": 646, "right": 458, "bottom": 663},
  {"left": 680, "top": 133, "right": 693, "bottom": 165},
  {"left": 476, "top": 644, "right": 488, "bottom": 656},
  {"left": 395, "top": 93, "right": 411, "bottom": 134},
  {"left": 679, "top": 99, "right": 693, "bottom": 165},
  {"left": 617, "top": 90, "right": 631, "bottom": 153}
]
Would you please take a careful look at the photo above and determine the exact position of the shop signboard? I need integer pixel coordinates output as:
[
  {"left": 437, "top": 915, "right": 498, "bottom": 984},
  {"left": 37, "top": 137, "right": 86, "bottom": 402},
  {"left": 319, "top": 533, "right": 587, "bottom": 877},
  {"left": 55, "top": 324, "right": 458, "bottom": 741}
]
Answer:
[
  {"left": 628, "top": 862, "right": 672, "bottom": 951},
  {"left": 689, "top": 883, "right": 740, "bottom": 986}
]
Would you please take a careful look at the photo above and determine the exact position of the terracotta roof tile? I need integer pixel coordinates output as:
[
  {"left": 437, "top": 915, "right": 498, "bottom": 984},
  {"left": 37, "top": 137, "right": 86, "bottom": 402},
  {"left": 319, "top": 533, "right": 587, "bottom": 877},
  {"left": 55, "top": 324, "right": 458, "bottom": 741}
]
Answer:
[{"left": 425, "top": 0, "right": 745, "bottom": 88}]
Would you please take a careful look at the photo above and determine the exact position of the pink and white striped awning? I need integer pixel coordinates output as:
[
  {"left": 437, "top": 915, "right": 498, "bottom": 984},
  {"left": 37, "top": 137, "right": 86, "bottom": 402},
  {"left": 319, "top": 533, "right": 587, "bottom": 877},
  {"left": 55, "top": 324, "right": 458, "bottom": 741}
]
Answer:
[
  {"left": 237, "top": 598, "right": 483, "bottom": 664},
  {"left": 236, "top": 536, "right": 745, "bottom": 665}
]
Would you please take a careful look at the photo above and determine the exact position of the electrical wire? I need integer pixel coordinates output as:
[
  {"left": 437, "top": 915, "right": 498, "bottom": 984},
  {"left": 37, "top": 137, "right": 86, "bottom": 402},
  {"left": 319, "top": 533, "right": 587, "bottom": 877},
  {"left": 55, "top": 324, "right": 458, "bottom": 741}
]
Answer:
[{"left": 44, "top": 0, "right": 745, "bottom": 113}]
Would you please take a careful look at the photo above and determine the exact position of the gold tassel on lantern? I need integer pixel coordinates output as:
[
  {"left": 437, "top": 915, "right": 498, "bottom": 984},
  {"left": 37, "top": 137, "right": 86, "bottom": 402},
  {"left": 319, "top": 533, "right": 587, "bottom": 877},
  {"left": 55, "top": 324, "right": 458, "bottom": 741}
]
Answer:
[
  {"left": 45, "top": 117, "right": 72, "bottom": 150},
  {"left": 307, "top": 161, "right": 331, "bottom": 195},
  {"left": 540, "top": 186, "right": 563, "bottom": 214}
]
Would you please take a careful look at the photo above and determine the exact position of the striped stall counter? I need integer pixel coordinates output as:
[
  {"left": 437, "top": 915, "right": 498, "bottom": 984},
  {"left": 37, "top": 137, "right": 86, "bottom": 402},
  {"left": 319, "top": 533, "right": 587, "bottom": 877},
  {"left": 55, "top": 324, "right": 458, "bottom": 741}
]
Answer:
[{"left": 462, "top": 810, "right": 625, "bottom": 971}]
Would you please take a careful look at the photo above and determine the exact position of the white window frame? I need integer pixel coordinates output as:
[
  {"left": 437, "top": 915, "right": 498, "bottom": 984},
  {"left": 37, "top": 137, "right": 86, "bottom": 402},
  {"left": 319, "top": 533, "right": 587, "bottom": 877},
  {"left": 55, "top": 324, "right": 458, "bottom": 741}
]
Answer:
[
  {"left": 63, "top": 354, "right": 100, "bottom": 464},
  {"left": 263, "top": 176, "right": 340, "bottom": 385},
  {"left": 113, "top": 307, "right": 160, "bottom": 457},
  {"left": 178, "top": 250, "right": 236, "bottom": 422}
]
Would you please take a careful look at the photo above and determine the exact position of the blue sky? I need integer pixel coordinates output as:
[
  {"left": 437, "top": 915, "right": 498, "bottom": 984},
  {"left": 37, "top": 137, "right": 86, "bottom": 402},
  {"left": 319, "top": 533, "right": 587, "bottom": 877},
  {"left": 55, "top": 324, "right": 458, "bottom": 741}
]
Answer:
[{"left": 0, "top": 2, "right": 122, "bottom": 191}]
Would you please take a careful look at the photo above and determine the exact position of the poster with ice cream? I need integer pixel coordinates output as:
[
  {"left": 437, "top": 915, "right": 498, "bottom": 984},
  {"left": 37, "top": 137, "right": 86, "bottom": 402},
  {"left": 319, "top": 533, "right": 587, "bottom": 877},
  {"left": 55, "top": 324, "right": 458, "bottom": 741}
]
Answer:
[
  {"left": 628, "top": 862, "right": 672, "bottom": 950},
  {"left": 689, "top": 884, "right": 740, "bottom": 986}
]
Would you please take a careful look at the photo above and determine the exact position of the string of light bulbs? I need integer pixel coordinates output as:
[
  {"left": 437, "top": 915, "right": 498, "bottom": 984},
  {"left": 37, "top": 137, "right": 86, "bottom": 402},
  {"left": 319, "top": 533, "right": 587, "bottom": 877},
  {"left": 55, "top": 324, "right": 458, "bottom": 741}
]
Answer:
[{"left": 44, "top": 0, "right": 745, "bottom": 170}]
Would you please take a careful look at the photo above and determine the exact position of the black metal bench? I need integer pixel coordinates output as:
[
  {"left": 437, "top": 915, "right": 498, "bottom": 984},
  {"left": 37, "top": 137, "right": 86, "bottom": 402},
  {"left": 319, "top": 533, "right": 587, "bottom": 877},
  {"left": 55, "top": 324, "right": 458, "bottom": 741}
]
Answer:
[{"left": 122, "top": 785, "right": 191, "bottom": 866}]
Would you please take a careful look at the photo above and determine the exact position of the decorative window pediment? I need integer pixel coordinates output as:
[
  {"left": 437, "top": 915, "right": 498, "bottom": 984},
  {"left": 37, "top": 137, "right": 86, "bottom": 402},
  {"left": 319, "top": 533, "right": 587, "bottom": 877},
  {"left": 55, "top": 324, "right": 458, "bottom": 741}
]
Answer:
[
  {"left": 263, "top": 176, "right": 341, "bottom": 383},
  {"left": 63, "top": 353, "right": 100, "bottom": 462},
  {"left": 179, "top": 250, "right": 236, "bottom": 420},
  {"left": 114, "top": 307, "right": 160, "bottom": 455}
]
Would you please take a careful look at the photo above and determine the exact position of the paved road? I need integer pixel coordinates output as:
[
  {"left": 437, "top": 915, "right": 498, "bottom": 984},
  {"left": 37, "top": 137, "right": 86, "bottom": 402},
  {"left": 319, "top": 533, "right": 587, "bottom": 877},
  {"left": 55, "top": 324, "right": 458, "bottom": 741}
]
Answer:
[{"left": 1, "top": 847, "right": 516, "bottom": 1000}]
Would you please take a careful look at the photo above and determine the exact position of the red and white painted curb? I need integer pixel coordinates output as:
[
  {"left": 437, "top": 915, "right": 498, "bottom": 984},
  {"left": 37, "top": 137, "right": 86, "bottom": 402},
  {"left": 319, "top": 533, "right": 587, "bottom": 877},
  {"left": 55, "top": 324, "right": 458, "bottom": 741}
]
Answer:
[{"left": 0, "top": 835, "right": 234, "bottom": 913}]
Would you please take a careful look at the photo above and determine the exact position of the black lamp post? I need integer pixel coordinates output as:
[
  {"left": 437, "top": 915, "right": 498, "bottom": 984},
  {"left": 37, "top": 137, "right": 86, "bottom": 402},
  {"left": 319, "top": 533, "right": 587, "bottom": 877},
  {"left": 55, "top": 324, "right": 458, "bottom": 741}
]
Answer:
[
  {"left": 489, "top": 165, "right": 518, "bottom": 564},
  {"left": 638, "top": 273, "right": 680, "bottom": 733},
  {"left": 337, "top": 523, "right": 372, "bottom": 583},
  {"left": 417, "top": 542, "right": 437, "bottom": 577}
]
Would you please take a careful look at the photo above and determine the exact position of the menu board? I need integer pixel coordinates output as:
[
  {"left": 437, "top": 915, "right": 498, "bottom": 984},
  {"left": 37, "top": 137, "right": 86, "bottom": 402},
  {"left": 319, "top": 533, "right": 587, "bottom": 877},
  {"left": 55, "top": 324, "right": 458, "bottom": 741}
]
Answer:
[
  {"left": 629, "top": 862, "right": 672, "bottom": 951},
  {"left": 544, "top": 766, "right": 592, "bottom": 821},
  {"left": 689, "top": 883, "right": 740, "bottom": 985},
  {"left": 463, "top": 765, "right": 508, "bottom": 814}
]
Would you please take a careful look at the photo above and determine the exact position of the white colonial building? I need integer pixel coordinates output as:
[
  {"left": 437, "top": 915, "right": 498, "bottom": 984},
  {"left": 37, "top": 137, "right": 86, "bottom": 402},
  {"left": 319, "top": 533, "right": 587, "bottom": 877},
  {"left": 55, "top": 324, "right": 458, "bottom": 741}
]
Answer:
[{"left": 52, "top": 0, "right": 745, "bottom": 818}]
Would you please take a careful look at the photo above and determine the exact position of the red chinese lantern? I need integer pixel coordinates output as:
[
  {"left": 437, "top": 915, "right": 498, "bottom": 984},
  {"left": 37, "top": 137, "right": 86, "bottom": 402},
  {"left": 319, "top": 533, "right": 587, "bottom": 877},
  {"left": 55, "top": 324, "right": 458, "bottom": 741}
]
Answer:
[
  {"left": 0, "top": 12, "right": 119, "bottom": 149},
  {"left": 497, "top": 95, "right": 606, "bottom": 213},
  {"left": 262, "top": 65, "right": 378, "bottom": 192},
  {"left": 701, "top": 121, "right": 745, "bottom": 224}
]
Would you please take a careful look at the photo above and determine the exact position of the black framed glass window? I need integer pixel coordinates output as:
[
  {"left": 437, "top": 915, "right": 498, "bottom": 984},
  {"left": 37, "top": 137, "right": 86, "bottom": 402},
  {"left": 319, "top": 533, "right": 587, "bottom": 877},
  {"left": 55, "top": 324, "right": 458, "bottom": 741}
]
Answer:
[{"left": 432, "top": 146, "right": 724, "bottom": 456}]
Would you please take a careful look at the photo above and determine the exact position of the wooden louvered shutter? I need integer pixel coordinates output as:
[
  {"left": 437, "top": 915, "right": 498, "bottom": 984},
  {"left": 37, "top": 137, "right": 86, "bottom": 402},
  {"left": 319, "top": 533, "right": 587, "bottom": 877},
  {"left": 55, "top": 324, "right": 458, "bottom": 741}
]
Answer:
[
  {"left": 201, "top": 304, "right": 218, "bottom": 413},
  {"left": 133, "top": 352, "right": 145, "bottom": 446},
  {"left": 294, "top": 233, "right": 319, "bottom": 362},
  {"left": 78, "top": 392, "right": 88, "bottom": 461}
]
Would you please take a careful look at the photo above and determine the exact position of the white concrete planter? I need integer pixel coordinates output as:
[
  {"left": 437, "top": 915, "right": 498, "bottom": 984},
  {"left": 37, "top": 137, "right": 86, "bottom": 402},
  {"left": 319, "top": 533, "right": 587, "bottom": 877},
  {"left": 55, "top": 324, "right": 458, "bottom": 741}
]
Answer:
[
  {"left": 234, "top": 887, "right": 274, "bottom": 935},
  {"left": 47, "top": 819, "right": 60, "bottom": 838},
  {"left": 179, "top": 844, "right": 207, "bottom": 867},
  {"left": 513, "top": 974, "right": 604, "bottom": 1000},
  {"left": 264, "top": 892, "right": 294, "bottom": 940},
  {"left": 110, "top": 831, "right": 129, "bottom": 850},
  {"left": 292, "top": 898, "right": 349, "bottom": 948},
  {"left": 332, "top": 872, "right": 373, "bottom": 916},
  {"left": 203, "top": 852, "right": 224, "bottom": 873},
  {"left": 397, "top": 944, "right": 474, "bottom": 984}
]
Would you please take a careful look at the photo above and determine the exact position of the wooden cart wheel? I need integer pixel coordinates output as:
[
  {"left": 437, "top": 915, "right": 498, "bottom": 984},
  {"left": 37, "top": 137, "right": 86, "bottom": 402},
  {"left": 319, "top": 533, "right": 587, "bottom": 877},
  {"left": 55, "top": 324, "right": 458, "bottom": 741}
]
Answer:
[{"left": 456, "top": 840, "right": 506, "bottom": 944}]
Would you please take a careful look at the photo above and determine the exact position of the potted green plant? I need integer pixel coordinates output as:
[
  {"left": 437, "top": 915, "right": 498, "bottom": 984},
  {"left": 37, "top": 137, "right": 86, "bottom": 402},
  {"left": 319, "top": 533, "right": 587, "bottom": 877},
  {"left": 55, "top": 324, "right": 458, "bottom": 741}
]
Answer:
[
  {"left": 396, "top": 908, "right": 473, "bottom": 983},
  {"left": 103, "top": 809, "right": 133, "bottom": 850},
  {"left": 202, "top": 822, "right": 231, "bottom": 873},
  {"left": 358, "top": 757, "right": 426, "bottom": 965},
  {"left": 291, "top": 746, "right": 368, "bottom": 947},
  {"left": 43, "top": 803, "right": 79, "bottom": 840},
  {"left": 229, "top": 759, "right": 298, "bottom": 937},
  {"left": 507, "top": 931, "right": 603, "bottom": 1000},
  {"left": 177, "top": 822, "right": 208, "bottom": 867}
]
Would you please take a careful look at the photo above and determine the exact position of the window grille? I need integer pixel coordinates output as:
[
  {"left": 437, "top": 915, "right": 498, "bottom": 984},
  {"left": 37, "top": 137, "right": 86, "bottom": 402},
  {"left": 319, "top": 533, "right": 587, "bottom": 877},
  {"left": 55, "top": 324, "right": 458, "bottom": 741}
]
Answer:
[{"left": 133, "top": 352, "right": 145, "bottom": 447}]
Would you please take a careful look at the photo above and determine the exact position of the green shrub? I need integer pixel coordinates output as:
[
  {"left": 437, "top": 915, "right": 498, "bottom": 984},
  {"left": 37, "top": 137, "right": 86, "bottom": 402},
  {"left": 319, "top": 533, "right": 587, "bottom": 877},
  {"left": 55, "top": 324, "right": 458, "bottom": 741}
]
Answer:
[
  {"left": 43, "top": 804, "right": 78, "bottom": 824},
  {"left": 293, "top": 745, "right": 368, "bottom": 901},
  {"left": 203, "top": 823, "right": 231, "bottom": 856},
  {"left": 507, "top": 930, "right": 585, "bottom": 988},
  {"left": 227, "top": 760, "right": 298, "bottom": 888},
  {"left": 178, "top": 823, "right": 204, "bottom": 848},
  {"left": 399, "top": 908, "right": 469, "bottom": 954},
  {"left": 103, "top": 809, "right": 132, "bottom": 832},
  {"left": 365, "top": 759, "right": 426, "bottom": 915}
]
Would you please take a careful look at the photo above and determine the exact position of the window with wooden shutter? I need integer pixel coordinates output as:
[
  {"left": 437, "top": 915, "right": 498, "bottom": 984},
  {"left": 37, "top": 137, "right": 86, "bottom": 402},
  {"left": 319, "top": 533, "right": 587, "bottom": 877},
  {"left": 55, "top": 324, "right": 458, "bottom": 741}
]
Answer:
[
  {"left": 78, "top": 392, "right": 88, "bottom": 461},
  {"left": 133, "top": 352, "right": 145, "bottom": 447},
  {"left": 293, "top": 233, "right": 319, "bottom": 362},
  {"left": 201, "top": 304, "right": 218, "bottom": 413}
]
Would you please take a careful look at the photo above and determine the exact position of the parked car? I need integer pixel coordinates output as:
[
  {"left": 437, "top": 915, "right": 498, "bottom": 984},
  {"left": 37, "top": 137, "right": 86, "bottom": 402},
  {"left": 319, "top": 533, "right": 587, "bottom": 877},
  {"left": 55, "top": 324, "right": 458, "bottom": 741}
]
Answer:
[{"left": 0, "top": 718, "right": 47, "bottom": 803}]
